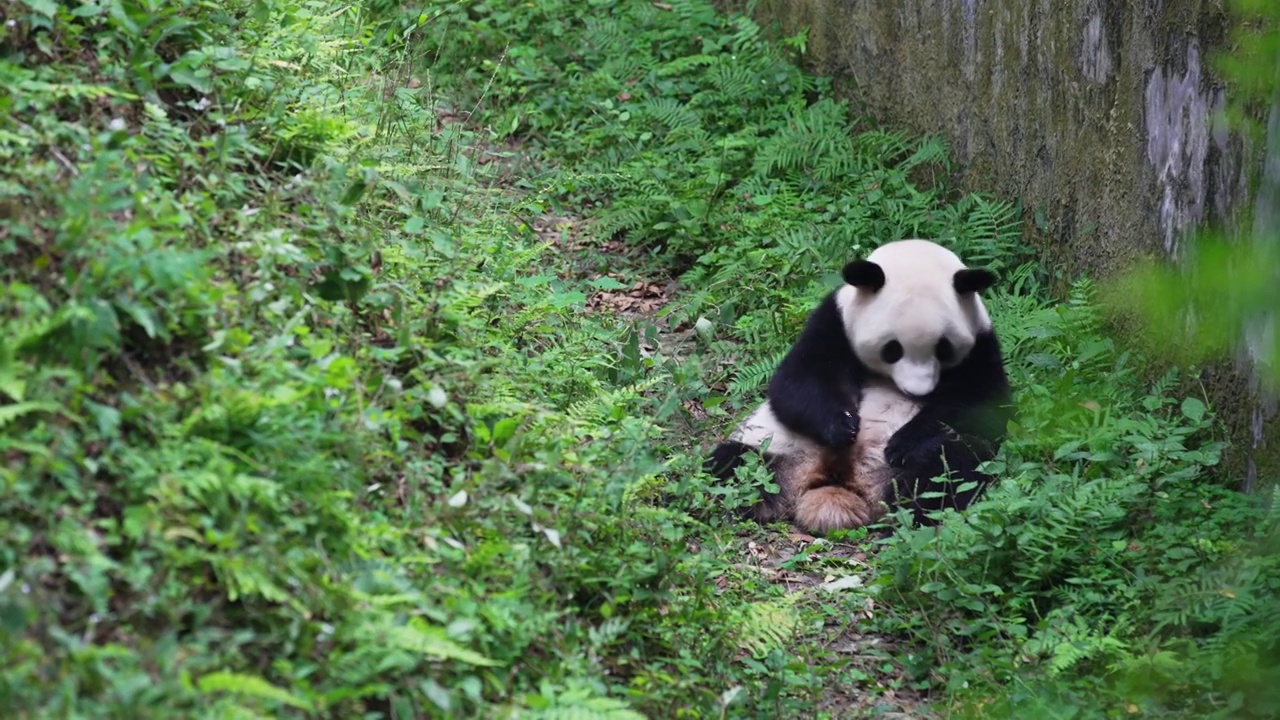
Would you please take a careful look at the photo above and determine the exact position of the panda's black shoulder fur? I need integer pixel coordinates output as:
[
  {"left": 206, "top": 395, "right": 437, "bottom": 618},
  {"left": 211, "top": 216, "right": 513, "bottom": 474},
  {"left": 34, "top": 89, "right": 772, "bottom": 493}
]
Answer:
[
  {"left": 766, "top": 290, "right": 1013, "bottom": 453},
  {"left": 766, "top": 290, "right": 866, "bottom": 449}
]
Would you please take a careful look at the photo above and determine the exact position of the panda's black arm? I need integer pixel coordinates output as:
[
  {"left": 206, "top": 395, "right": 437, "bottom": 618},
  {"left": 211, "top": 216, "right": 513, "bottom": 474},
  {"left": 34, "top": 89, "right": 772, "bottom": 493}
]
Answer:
[
  {"left": 885, "top": 331, "right": 1015, "bottom": 468},
  {"left": 767, "top": 293, "right": 865, "bottom": 449}
]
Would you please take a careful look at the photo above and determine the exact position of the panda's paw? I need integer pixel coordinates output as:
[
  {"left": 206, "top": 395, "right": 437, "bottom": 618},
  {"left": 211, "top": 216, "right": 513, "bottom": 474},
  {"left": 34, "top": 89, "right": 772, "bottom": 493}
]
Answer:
[
  {"left": 819, "top": 410, "right": 859, "bottom": 449},
  {"left": 885, "top": 429, "right": 944, "bottom": 469}
]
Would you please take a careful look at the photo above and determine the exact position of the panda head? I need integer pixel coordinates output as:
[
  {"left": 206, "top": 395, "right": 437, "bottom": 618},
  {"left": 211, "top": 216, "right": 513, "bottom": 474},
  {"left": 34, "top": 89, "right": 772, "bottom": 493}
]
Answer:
[{"left": 837, "top": 239, "right": 996, "bottom": 398}]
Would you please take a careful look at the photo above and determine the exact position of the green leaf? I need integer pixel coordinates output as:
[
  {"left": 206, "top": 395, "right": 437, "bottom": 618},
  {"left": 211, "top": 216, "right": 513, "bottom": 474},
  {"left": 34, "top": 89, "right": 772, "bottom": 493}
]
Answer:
[
  {"left": 492, "top": 416, "right": 519, "bottom": 445},
  {"left": 24, "top": 0, "right": 58, "bottom": 18},
  {"left": 341, "top": 177, "right": 370, "bottom": 206},
  {"left": 421, "top": 189, "right": 444, "bottom": 210},
  {"left": 589, "top": 276, "right": 630, "bottom": 290},
  {"left": 1181, "top": 397, "right": 1207, "bottom": 423},
  {"left": 196, "top": 671, "right": 313, "bottom": 711},
  {"left": 0, "top": 366, "right": 25, "bottom": 402},
  {"left": 115, "top": 299, "right": 159, "bottom": 339},
  {"left": 0, "top": 402, "right": 61, "bottom": 429}
]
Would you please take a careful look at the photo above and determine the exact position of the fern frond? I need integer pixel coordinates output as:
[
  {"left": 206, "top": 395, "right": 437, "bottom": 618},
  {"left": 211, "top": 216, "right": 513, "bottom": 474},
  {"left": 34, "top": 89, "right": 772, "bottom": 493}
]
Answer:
[
  {"left": 666, "top": 0, "right": 721, "bottom": 27},
  {"left": 1270, "top": 485, "right": 1280, "bottom": 525},
  {"left": 751, "top": 98, "right": 856, "bottom": 183},
  {"left": 592, "top": 196, "right": 667, "bottom": 240},
  {"left": 709, "top": 61, "right": 762, "bottom": 101},
  {"left": 443, "top": 281, "right": 511, "bottom": 311},
  {"left": 657, "top": 54, "right": 717, "bottom": 77},
  {"left": 899, "top": 134, "right": 951, "bottom": 171},
  {"left": 730, "top": 15, "right": 762, "bottom": 55},
  {"left": 731, "top": 596, "right": 801, "bottom": 657},
  {"left": 640, "top": 97, "right": 701, "bottom": 131},
  {"left": 564, "top": 375, "right": 663, "bottom": 427},
  {"left": 513, "top": 688, "right": 645, "bottom": 720},
  {"left": 583, "top": 17, "right": 631, "bottom": 55},
  {"left": 853, "top": 129, "right": 914, "bottom": 165},
  {"left": 726, "top": 351, "right": 785, "bottom": 396}
]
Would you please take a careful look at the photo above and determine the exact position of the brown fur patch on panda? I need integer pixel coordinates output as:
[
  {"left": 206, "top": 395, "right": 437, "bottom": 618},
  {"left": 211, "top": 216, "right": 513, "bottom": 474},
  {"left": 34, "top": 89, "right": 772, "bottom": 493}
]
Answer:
[{"left": 745, "top": 442, "right": 895, "bottom": 534}]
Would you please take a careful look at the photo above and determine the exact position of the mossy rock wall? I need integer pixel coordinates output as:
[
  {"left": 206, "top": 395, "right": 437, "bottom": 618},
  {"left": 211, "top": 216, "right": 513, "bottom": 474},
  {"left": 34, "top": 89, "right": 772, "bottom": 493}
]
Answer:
[{"left": 720, "top": 0, "right": 1279, "bottom": 490}]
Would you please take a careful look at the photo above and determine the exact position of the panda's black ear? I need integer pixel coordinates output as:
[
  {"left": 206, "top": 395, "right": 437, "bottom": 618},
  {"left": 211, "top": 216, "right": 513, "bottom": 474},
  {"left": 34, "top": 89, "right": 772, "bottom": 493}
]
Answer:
[
  {"left": 843, "top": 260, "right": 885, "bottom": 290},
  {"left": 954, "top": 268, "right": 997, "bottom": 294}
]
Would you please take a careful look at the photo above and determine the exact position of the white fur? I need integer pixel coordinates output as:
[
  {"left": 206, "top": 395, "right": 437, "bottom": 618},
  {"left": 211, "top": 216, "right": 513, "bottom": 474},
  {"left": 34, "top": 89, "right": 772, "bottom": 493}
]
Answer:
[
  {"left": 731, "top": 401, "right": 813, "bottom": 456},
  {"left": 852, "top": 379, "right": 923, "bottom": 468}
]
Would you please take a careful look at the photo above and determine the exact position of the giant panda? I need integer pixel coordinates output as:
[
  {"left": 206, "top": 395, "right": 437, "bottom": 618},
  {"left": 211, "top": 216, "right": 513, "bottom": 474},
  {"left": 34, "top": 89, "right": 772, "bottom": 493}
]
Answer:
[{"left": 705, "top": 239, "right": 1015, "bottom": 534}]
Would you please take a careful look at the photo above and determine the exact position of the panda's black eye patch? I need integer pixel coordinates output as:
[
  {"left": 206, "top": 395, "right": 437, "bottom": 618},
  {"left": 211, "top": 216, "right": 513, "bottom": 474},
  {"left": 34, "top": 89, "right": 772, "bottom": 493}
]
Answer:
[
  {"left": 935, "top": 338, "right": 955, "bottom": 363},
  {"left": 880, "top": 340, "right": 903, "bottom": 364}
]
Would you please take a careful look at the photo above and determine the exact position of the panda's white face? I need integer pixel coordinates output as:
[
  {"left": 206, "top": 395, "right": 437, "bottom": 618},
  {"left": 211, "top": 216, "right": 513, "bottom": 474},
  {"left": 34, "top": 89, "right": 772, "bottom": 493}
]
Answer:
[
  {"left": 837, "top": 240, "right": 993, "bottom": 398},
  {"left": 851, "top": 306, "right": 977, "bottom": 397}
]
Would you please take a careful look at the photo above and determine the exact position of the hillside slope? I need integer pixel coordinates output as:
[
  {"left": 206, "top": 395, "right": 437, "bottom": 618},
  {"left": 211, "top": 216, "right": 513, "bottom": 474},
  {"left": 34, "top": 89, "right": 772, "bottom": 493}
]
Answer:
[{"left": 2, "top": 1, "right": 1278, "bottom": 718}]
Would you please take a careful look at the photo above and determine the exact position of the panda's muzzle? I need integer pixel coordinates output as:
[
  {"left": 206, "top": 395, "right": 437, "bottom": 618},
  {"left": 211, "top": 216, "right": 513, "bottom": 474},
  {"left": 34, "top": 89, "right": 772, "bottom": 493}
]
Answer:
[{"left": 893, "top": 362, "right": 940, "bottom": 398}]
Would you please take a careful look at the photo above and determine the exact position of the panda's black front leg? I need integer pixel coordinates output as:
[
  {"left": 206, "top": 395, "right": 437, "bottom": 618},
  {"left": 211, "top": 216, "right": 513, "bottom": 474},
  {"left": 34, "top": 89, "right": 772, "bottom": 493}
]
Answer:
[
  {"left": 883, "top": 412, "right": 952, "bottom": 470},
  {"left": 885, "top": 400, "right": 1010, "bottom": 524},
  {"left": 767, "top": 293, "right": 865, "bottom": 449},
  {"left": 769, "top": 371, "right": 861, "bottom": 449},
  {"left": 886, "top": 389, "right": 1011, "bottom": 470}
]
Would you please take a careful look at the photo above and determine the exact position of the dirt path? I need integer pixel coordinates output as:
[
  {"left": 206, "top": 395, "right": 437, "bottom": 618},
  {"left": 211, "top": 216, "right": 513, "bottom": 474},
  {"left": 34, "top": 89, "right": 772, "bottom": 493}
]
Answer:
[{"left": 464, "top": 113, "right": 935, "bottom": 718}]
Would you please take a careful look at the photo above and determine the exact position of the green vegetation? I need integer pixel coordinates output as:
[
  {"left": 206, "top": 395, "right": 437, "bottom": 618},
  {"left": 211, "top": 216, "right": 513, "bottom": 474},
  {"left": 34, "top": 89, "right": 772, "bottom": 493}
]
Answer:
[{"left": 1, "top": 0, "right": 1276, "bottom": 718}]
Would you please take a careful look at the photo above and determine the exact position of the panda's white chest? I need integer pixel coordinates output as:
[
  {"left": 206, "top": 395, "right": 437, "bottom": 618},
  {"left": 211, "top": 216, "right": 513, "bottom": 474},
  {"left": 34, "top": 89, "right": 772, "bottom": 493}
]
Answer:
[{"left": 853, "top": 379, "right": 922, "bottom": 462}]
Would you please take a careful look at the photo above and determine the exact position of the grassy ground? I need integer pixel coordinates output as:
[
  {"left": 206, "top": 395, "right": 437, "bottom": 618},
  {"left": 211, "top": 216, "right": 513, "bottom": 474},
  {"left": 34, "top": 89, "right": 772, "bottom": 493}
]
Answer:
[{"left": 2, "top": 0, "right": 1279, "bottom": 718}]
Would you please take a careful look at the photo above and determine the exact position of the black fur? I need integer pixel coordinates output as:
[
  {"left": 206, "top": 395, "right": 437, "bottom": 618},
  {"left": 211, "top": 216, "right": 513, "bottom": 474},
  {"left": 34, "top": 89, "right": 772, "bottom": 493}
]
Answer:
[
  {"left": 842, "top": 260, "right": 886, "bottom": 290},
  {"left": 953, "top": 268, "right": 998, "bottom": 294},
  {"left": 704, "top": 440, "right": 760, "bottom": 478},
  {"left": 766, "top": 293, "right": 863, "bottom": 449}
]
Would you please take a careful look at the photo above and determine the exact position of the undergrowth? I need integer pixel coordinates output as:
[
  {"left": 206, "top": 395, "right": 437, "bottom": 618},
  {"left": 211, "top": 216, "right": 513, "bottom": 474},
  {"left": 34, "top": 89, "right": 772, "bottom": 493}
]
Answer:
[
  {"left": 420, "top": 0, "right": 1280, "bottom": 717},
  {"left": 2, "top": 0, "right": 1278, "bottom": 718},
  {"left": 0, "top": 0, "right": 800, "bottom": 716}
]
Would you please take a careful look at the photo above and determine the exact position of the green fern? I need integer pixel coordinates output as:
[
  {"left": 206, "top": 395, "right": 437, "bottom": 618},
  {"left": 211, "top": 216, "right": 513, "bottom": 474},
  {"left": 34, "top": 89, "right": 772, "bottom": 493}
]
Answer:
[
  {"left": 729, "top": 15, "right": 763, "bottom": 55},
  {"left": 666, "top": 0, "right": 721, "bottom": 25},
  {"left": 584, "top": 16, "right": 633, "bottom": 55},
  {"left": 897, "top": 134, "right": 951, "bottom": 171},
  {"left": 564, "top": 375, "right": 663, "bottom": 427},
  {"left": 731, "top": 596, "right": 802, "bottom": 657},
  {"left": 196, "top": 671, "right": 313, "bottom": 712},
  {"left": 1046, "top": 632, "right": 1128, "bottom": 676},
  {"left": 506, "top": 687, "right": 646, "bottom": 720},
  {"left": 726, "top": 351, "right": 785, "bottom": 396},
  {"left": 753, "top": 99, "right": 857, "bottom": 181},
  {"left": 592, "top": 198, "right": 666, "bottom": 241},
  {"left": 657, "top": 54, "right": 718, "bottom": 78},
  {"left": 640, "top": 97, "right": 701, "bottom": 131},
  {"left": 709, "top": 61, "right": 763, "bottom": 102}
]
